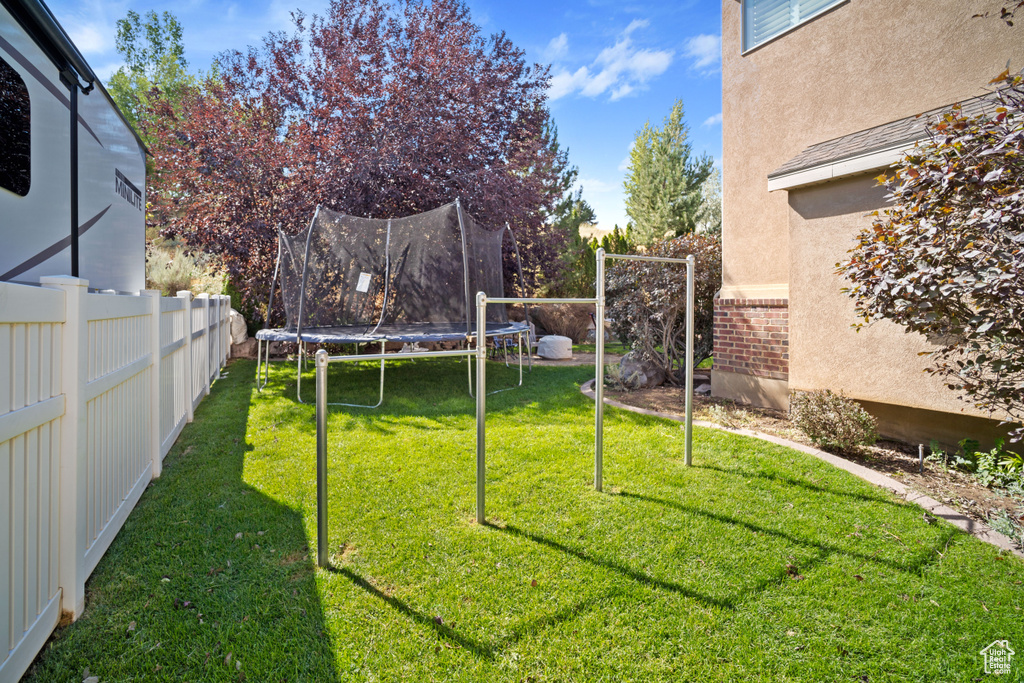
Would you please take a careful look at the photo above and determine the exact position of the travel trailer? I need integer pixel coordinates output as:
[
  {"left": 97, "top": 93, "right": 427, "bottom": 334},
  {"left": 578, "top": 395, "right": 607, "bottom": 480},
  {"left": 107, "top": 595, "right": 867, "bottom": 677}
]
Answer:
[{"left": 0, "top": 0, "right": 146, "bottom": 292}]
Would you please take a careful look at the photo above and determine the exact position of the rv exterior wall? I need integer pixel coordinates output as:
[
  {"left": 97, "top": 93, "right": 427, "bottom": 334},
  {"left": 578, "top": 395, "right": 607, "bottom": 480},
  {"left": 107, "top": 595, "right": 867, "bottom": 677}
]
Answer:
[
  {"left": 75, "top": 80, "right": 146, "bottom": 293},
  {"left": 0, "top": 4, "right": 146, "bottom": 292},
  {"left": 0, "top": 5, "right": 71, "bottom": 282}
]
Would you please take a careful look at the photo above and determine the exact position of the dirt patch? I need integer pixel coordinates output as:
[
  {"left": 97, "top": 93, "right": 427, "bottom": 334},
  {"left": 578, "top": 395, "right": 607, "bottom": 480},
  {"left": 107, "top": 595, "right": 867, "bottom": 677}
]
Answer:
[{"left": 604, "top": 384, "right": 1024, "bottom": 547}]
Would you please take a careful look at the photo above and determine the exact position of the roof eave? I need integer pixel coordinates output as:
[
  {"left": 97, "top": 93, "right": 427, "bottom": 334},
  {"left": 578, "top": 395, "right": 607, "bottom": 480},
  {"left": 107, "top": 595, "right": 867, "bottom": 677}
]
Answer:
[{"left": 766, "top": 141, "right": 915, "bottom": 192}]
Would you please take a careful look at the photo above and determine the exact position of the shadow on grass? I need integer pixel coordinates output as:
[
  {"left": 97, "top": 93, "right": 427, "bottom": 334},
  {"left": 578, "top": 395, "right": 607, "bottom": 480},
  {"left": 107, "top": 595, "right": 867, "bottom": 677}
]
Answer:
[
  {"left": 618, "top": 491, "right": 963, "bottom": 577},
  {"left": 693, "top": 462, "right": 905, "bottom": 509},
  {"left": 327, "top": 562, "right": 622, "bottom": 662},
  {"left": 24, "top": 361, "right": 339, "bottom": 682},
  {"left": 489, "top": 523, "right": 735, "bottom": 611}
]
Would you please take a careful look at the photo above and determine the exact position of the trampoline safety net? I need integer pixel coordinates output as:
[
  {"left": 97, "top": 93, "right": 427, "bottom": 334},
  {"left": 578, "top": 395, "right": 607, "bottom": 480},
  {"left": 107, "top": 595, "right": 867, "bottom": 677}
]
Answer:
[{"left": 269, "top": 201, "right": 522, "bottom": 344}]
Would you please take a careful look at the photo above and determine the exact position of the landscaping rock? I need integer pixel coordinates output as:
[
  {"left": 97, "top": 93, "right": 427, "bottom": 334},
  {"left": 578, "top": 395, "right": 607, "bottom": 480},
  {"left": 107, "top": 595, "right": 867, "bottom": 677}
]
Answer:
[
  {"left": 537, "top": 335, "right": 572, "bottom": 360},
  {"left": 229, "top": 308, "right": 248, "bottom": 344},
  {"left": 619, "top": 352, "right": 666, "bottom": 389},
  {"left": 232, "top": 338, "right": 258, "bottom": 359}
]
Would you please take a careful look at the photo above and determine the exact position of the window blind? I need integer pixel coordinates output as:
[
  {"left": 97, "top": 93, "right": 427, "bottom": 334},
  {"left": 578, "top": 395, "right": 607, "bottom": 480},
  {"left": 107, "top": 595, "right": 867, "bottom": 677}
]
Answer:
[{"left": 743, "top": 0, "right": 843, "bottom": 50}]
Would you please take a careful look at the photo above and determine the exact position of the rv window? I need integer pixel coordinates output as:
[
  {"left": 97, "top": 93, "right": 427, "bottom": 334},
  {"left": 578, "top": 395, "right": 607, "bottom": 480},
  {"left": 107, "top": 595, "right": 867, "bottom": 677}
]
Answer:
[{"left": 1, "top": 56, "right": 31, "bottom": 197}]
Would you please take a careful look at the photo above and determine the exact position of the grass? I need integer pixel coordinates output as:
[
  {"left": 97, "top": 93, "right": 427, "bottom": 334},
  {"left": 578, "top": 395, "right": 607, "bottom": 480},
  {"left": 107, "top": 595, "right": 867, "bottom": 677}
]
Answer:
[{"left": 25, "top": 359, "right": 1024, "bottom": 682}]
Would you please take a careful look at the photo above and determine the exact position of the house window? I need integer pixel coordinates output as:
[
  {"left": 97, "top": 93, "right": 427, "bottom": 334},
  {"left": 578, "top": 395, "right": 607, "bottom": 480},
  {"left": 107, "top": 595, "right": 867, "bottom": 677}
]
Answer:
[
  {"left": 743, "top": 0, "right": 844, "bottom": 51},
  {"left": 0, "top": 55, "right": 31, "bottom": 197}
]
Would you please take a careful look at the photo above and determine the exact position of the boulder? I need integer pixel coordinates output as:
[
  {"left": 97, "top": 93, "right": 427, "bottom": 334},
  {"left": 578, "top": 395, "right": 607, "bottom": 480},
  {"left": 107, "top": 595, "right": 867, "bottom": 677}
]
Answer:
[
  {"left": 229, "top": 308, "right": 248, "bottom": 344},
  {"left": 618, "top": 352, "right": 666, "bottom": 389},
  {"left": 537, "top": 335, "right": 572, "bottom": 360},
  {"left": 231, "top": 338, "right": 258, "bottom": 359}
]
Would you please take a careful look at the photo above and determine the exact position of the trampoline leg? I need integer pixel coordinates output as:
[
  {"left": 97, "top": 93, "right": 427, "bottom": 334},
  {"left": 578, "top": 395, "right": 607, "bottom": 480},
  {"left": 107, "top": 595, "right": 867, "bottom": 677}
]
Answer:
[
  {"left": 326, "top": 340, "right": 385, "bottom": 409},
  {"left": 256, "top": 339, "right": 265, "bottom": 392},
  {"left": 517, "top": 332, "right": 524, "bottom": 386},
  {"left": 296, "top": 349, "right": 305, "bottom": 403}
]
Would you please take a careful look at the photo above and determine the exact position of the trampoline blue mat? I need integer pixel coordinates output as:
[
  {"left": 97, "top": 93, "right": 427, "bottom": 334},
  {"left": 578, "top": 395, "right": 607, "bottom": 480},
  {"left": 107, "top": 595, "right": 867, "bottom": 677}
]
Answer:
[{"left": 256, "top": 321, "right": 528, "bottom": 344}]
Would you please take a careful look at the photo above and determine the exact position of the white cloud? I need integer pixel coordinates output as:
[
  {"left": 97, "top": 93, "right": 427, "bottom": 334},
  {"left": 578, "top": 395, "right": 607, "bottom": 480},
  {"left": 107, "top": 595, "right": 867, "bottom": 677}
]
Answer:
[
  {"left": 69, "top": 23, "right": 111, "bottom": 55},
  {"left": 92, "top": 60, "right": 125, "bottom": 82},
  {"left": 547, "top": 21, "right": 673, "bottom": 102},
  {"left": 683, "top": 34, "right": 721, "bottom": 73},
  {"left": 623, "top": 19, "right": 649, "bottom": 35},
  {"left": 544, "top": 32, "right": 569, "bottom": 61},
  {"left": 702, "top": 112, "right": 722, "bottom": 127},
  {"left": 617, "top": 140, "right": 635, "bottom": 172},
  {"left": 578, "top": 177, "right": 619, "bottom": 194}
]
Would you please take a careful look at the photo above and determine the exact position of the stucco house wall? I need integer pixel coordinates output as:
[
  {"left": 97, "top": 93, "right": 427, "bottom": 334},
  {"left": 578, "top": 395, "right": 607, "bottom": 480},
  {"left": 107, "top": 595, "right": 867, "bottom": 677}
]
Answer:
[{"left": 715, "top": 0, "right": 1024, "bottom": 444}]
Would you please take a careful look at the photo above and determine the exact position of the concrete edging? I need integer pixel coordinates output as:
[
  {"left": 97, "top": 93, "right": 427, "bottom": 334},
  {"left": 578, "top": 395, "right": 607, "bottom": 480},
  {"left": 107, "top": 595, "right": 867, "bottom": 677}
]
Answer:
[{"left": 580, "top": 379, "right": 1023, "bottom": 558}]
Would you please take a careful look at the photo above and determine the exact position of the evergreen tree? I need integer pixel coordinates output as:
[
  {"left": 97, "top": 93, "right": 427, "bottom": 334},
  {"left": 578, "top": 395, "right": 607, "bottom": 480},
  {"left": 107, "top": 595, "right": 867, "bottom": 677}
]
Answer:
[{"left": 623, "top": 99, "right": 713, "bottom": 244}]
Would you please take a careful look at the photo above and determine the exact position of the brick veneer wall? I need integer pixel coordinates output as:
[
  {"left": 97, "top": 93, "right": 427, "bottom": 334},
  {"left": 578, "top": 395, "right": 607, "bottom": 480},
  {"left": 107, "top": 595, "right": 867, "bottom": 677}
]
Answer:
[{"left": 713, "top": 298, "right": 789, "bottom": 381}]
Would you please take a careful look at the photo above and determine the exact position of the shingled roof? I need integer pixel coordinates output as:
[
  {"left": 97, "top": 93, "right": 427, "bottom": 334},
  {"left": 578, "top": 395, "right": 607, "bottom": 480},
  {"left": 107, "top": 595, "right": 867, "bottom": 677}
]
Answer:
[{"left": 767, "top": 90, "right": 1003, "bottom": 182}]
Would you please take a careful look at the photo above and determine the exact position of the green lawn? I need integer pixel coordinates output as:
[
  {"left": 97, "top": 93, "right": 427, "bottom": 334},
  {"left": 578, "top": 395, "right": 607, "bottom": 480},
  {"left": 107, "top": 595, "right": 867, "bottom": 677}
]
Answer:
[{"left": 25, "top": 359, "right": 1023, "bottom": 682}]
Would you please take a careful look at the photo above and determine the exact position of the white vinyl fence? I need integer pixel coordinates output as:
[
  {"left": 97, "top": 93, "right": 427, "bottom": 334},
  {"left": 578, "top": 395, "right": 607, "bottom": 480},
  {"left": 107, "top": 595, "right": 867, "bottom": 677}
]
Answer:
[{"left": 1, "top": 277, "right": 230, "bottom": 683}]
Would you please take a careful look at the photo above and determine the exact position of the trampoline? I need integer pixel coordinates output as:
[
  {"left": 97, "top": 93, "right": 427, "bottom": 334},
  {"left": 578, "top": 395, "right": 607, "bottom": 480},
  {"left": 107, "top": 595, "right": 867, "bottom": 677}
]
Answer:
[{"left": 256, "top": 200, "right": 531, "bottom": 406}]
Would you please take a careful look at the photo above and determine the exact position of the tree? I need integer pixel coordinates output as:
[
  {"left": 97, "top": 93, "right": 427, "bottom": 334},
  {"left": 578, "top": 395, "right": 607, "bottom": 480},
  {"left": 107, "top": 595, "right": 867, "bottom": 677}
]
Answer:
[
  {"left": 108, "top": 10, "right": 198, "bottom": 149},
  {"left": 606, "top": 233, "right": 721, "bottom": 383},
  {"left": 838, "top": 71, "right": 1024, "bottom": 442},
  {"left": 144, "top": 0, "right": 564, "bottom": 312},
  {"left": 623, "top": 100, "right": 714, "bottom": 244},
  {"left": 696, "top": 167, "right": 722, "bottom": 237}
]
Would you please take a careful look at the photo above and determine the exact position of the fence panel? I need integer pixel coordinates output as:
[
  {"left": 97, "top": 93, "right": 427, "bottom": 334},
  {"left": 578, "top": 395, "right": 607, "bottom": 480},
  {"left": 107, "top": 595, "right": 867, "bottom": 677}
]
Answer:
[
  {"left": 79, "top": 293, "right": 154, "bottom": 579},
  {"left": 0, "top": 282, "right": 65, "bottom": 683},
  {"left": 159, "top": 297, "right": 190, "bottom": 457},
  {"left": 191, "top": 295, "right": 210, "bottom": 410},
  {"left": 1, "top": 280, "right": 232, "bottom": 683}
]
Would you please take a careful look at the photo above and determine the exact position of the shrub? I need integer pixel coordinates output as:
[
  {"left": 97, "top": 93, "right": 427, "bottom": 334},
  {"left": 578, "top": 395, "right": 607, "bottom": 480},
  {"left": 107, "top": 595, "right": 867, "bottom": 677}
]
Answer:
[
  {"left": 837, "top": 72, "right": 1024, "bottom": 441},
  {"left": 790, "top": 389, "right": 878, "bottom": 451},
  {"left": 146, "top": 242, "right": 224, "bottom": 296},
  {"left": 605, "top": 233, "right": 721, "bottom": 384},
  {"left": 530, "top": 303, "right": 594, "bottom": 343}
]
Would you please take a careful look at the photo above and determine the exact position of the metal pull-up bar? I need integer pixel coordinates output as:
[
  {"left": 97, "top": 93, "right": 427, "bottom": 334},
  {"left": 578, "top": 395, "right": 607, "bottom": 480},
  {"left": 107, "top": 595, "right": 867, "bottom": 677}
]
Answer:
[
  {"left": 474, "top": 249, "right": 695, "bottom": 522},
  {"left": 314, "top": 249, "right": 696, "bottom": 566}
]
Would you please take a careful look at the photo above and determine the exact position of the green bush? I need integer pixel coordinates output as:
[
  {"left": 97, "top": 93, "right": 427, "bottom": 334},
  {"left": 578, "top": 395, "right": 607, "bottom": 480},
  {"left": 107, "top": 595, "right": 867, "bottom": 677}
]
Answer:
[
  {"left": 790, "top": 389, "right": 878, "bottom": 451},
  {"left": 146, "top": 241, "right": 224, "bottom": 296},
  {"left": 605, "top": 233, "right": 720, "bottom": 384}
]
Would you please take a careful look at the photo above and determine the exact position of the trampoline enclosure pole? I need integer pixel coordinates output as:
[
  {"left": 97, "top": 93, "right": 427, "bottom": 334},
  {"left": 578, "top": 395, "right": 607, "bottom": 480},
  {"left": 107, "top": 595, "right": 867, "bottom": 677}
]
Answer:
[
  {"left": 595, "top": 248, "right": 605, "bottom": 492},
  {"left": 315, "top": 349, "right": 329, "bottom": 567},
  {"left": 685, "top": 255, "right": 694, "bottom": 467},
  {"left": 476, "top": 291, "right": 487, "bottom": 524}
]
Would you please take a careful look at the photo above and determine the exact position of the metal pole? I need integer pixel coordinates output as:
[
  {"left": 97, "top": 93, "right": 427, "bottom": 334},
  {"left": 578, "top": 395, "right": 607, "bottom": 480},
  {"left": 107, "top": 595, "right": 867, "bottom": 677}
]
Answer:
[
  {"left": 685, "top": 255, "right": 695, "bottom": 467},
  {"left": 476, "top": 291, "right": 487, "bottom": 524},
  {"left": 595, "top": 248, "right": 605, "bottom": 491},
  {"left": 315, "top": 349, "right": 329, "bottom": 567}
]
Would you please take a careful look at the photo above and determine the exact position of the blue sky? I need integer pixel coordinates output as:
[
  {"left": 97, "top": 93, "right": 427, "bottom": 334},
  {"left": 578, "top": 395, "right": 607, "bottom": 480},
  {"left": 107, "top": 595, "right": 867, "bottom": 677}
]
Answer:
[{"left": 47, "top": 0, "right": 722, "bottom": 231}]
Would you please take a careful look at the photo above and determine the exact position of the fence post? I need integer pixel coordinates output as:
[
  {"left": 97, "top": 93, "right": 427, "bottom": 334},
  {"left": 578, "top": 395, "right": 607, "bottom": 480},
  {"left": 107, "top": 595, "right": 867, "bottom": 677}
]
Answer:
[
  {"left": 177, "top": 291, "right": 194, "bottom": 423},
  {"left": 222, "top": 295, "right": 231, "bottom": 368},
  {"left": 196, "top": 294, "right": 211, "bottom": 396},
  {"left": 210, "top": 295, "right": 220, "bottom": 375},
  {"left": 40, "top": 276, "right": 89, "bottom": 620},
  {"left": 142, "top": 290, "right": 162, "bottom": 478},
  {"left": 218, "top": 295, "right": 227, "bottom": 371}
]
